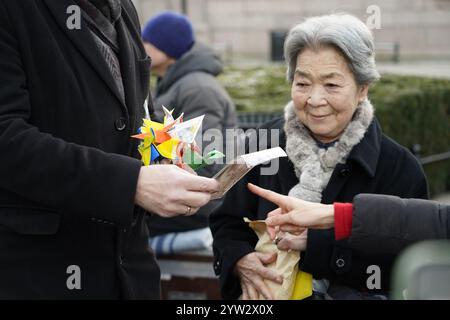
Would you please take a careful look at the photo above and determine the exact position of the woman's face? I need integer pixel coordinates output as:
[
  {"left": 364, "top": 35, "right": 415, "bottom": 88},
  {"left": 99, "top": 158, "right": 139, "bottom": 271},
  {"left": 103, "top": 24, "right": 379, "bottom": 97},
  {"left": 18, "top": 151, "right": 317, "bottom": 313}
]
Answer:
[{"left": 291, "top": 45, "right": 368, "bottom": 143}]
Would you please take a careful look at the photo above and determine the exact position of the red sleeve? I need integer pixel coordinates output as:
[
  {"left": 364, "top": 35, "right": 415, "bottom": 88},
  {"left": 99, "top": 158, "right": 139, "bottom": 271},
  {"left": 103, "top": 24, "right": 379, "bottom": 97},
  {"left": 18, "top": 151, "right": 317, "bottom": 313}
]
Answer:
[{"left": 334, "top": 203, "right": 353, "bottom": 240}]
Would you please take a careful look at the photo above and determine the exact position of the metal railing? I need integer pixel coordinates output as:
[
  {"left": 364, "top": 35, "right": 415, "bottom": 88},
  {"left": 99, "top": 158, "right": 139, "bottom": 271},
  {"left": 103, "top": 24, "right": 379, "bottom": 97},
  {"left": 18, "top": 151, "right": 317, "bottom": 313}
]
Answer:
[
  {"left": 418, "top": 151, "right": 450, "bottom": 166},
  {"left": 237, "top": 112, "right": 283, "bottom": 130},
  {"left": 237, "top": 113, "right": 450, "bottom": 167},
  {"left": 410, "top": 144, "right": 450, "bottom": 165}
]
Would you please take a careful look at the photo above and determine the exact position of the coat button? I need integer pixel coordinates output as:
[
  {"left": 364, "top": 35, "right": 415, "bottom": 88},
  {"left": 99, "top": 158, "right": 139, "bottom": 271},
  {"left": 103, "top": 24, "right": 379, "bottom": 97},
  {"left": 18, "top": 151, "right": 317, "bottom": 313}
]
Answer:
[
  {"left": 336, "top": 258, "right": 345, "bottom": 268},
  {"left": 115, "top": 118, "right": 127, "bottom": 131},
  {"left": 119, "top": 255, "right": 124, "bottom": 265},
  {"left": 339, "top": 168, "right": 351, "bottom": 177}
]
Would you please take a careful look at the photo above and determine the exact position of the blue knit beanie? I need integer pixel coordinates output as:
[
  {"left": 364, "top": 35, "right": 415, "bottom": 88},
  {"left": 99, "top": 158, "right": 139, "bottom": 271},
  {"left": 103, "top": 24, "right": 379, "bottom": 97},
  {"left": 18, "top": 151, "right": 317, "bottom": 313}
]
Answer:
[{"left": 142, "top": 12, "right": 194, "bottom": 59}]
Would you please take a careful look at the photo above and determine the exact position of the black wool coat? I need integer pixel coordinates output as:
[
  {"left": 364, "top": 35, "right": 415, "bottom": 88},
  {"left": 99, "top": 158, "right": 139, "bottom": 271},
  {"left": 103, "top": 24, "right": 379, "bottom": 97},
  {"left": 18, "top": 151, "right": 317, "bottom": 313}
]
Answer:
[
  {"left": 0, "top": 0, "right": 160, "bottom": 299},
  {"left": 350, "top": 194, "right": 450, "bottom": 255},
  {"left": 210, "top": 117, "right": 428, "bottom": 299}
]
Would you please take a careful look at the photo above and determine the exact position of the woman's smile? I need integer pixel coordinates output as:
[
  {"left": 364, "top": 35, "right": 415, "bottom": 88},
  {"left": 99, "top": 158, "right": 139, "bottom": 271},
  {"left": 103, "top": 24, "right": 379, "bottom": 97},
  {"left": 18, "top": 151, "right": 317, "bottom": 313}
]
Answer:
[{"left": 308, "top": 113, "right": 332, "bottom": 120}]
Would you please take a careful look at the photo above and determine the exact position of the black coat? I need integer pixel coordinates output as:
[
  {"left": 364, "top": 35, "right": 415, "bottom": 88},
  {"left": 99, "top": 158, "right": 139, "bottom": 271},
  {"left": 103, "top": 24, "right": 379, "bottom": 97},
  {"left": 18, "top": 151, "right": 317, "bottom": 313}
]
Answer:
[
  {"left": 210, "top": 117, "right": 428, "bottom": 299},
  {"left": 0, "top": 0, "right": 160, "bottom": 299},
  {"left": 350, "top": 194, "right": 450, "bottom": 255}
]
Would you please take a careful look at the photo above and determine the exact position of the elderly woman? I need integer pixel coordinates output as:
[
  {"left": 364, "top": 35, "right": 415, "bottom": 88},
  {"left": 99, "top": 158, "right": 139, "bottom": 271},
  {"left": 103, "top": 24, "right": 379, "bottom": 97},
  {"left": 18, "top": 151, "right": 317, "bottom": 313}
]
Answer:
[{"left": 210, "top": 13, "right": 428, "bottom": 300}]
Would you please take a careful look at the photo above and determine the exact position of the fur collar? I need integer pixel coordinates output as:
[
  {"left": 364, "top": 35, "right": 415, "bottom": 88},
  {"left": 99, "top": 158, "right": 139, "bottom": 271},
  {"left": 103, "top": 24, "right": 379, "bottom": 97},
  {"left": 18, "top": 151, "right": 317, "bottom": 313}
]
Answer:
[{"left": 284, "top": 99, "right": 374, "bottom": 202}]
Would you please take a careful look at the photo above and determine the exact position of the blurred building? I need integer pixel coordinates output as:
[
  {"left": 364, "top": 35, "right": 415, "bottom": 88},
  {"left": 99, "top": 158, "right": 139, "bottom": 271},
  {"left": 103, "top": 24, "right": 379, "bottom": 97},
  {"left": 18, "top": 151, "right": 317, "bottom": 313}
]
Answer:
[{"left": 132, "top": 0, "right": 450, "bottom": 61}]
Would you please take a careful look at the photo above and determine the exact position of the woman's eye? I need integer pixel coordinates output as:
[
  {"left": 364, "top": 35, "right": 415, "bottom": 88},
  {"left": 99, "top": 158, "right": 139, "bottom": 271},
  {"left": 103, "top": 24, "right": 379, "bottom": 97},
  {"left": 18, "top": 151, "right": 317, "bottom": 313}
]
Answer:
[
  {"left": 326, "top": 83, "right": 339, "bottom": 88},
  {"left": 296, "top": 82, "right": 309, "bottom": 87}
]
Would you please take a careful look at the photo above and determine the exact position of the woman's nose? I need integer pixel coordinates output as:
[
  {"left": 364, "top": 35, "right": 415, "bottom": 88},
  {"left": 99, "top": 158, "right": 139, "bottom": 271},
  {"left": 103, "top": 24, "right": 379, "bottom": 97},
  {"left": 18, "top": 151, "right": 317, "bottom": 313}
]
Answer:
[{"left": 307, "top": 86, "right": 327, "bottom": 107}]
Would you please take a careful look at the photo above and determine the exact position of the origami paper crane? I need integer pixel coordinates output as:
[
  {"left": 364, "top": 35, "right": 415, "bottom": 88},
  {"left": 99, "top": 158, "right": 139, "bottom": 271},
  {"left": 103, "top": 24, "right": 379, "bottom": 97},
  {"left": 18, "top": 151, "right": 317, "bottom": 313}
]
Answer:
[{"left": 132, "top": 106, "right": 224, "bottom": 169}]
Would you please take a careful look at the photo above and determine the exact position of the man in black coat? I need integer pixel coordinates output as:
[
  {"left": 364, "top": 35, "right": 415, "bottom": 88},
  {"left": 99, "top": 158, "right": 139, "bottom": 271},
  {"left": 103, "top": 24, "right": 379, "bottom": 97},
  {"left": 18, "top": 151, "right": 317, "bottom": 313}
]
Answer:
[
  {"left": 0, "top": 0, "right": 218, "bottom": 299},
  {"left": 210, "top": 118, "right": 428, "bottom": 299}
]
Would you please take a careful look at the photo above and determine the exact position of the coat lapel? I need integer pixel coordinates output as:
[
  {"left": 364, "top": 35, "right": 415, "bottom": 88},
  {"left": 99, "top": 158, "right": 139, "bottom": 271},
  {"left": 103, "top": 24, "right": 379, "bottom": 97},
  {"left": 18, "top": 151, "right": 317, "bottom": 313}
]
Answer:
[
  {"left": 322, "top": 119, "right": 382, "bottom": 203},
  {"left": 43, "top": 0, "right": 127, "bottom": 112},
  {"left": 119, "top": 5, "right": 151, "bottom": 105},
  {"left": 321, "top": 163, "right": 351, "bottom": 204},
  {"left": 116, "top": 8, "right": 152, "bottom": 156},
  {"left": 115, "top": 15, "right": 137, "bottom": 111}
]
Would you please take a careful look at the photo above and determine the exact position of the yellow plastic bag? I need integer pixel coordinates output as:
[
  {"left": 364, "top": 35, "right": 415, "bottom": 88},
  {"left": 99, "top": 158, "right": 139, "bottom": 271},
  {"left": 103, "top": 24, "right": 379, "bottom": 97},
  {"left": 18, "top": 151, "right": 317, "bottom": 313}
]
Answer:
[{"left": 291, "top": 270, "right": 313, "bottom": 300}]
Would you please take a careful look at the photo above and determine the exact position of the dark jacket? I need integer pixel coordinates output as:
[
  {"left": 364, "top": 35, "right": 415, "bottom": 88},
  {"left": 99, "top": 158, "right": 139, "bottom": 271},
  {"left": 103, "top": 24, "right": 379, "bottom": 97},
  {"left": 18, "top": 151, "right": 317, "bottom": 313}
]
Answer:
[
  {"left": 210, "top": 117, "right": 429, "bottom": 299},
  {"left": 350, "top": 194, "right": 449, "bottom": 255},
  {"left": 0, "top": 0, "right": 160, "bottom": 299},
  {"left": 147, "top": 43, "right": 236, "bottom": 236},
  {"left": 152, "top": 43, "right": 236, "bottom": 133}
]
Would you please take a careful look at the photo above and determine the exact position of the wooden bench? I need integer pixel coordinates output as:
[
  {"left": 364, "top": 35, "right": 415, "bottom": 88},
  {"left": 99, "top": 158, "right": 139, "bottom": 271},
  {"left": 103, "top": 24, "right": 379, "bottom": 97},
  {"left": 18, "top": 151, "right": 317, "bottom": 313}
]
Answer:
[{"left": 157, "top": 249, "right": 221, "bottom": 300}]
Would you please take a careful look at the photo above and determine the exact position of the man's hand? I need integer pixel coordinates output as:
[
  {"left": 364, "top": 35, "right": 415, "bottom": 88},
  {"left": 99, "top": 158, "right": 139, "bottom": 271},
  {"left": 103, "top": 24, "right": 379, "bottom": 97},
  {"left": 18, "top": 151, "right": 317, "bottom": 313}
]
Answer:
[
  {"left": 235, "top": 252, "right": 283, "bottom": 300},
  {"left": 135, "top": 165, "right": 219, "bottom": 217},
  {"left": 157, "top": 158, "right": 198, "bottom": 175}
]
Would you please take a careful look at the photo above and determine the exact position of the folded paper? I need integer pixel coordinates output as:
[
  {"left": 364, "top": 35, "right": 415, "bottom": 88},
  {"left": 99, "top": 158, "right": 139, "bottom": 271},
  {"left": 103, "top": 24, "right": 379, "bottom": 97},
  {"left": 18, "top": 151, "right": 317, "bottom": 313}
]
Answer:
[{"left": 132, "top": 106, "right": 224, "bottom": 169}]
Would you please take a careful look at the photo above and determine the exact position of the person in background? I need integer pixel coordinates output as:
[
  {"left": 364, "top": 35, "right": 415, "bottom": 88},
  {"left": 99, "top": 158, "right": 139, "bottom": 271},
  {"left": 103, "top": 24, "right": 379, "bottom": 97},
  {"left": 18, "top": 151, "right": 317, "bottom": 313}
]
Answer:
[
  {"left": 248, "top": 183, "right": 449, "bottom": 256},
  {"left": 141, "top": 11, "right": 236, "bottom": 240}
]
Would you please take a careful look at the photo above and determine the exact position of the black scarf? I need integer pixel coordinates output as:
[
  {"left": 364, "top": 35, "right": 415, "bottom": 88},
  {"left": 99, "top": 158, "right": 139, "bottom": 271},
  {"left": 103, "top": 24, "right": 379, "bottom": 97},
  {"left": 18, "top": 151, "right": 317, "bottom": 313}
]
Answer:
[
  {"left": 89, "top": 0, "right": 121, "bottom": 22},
  {"left": 74, "top": 0, "right": 121, "bottom": 53}
]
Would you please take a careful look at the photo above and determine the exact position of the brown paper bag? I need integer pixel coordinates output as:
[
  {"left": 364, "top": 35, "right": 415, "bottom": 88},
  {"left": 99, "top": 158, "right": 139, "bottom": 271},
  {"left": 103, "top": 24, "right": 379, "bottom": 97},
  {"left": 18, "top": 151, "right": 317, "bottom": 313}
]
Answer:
[{"left": 242, "top": 218, "right": 300, "bottom": 300}]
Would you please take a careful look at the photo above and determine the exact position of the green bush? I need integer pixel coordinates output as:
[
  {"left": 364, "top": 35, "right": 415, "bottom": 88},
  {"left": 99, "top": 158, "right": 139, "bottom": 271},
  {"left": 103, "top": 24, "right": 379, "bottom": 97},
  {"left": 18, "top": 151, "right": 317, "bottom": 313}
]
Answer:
[
  {"left": 219, "top": 65, "right": 450, "bottom": 196},
  {"left": 219, "top": 65, "right": 290, "bottom": 112}
]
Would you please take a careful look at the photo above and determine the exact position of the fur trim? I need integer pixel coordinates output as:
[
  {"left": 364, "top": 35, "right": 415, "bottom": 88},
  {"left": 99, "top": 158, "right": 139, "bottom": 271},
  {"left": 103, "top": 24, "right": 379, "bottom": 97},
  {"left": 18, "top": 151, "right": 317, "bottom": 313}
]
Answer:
[{"left": 284, "top": 99, "right": 374, "bottom": 202}]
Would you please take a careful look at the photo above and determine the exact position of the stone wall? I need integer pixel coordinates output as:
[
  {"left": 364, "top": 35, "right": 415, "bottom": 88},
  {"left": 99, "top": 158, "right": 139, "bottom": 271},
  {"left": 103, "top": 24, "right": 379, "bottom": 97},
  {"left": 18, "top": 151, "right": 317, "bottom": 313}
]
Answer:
[{"left": 132, "top": 0, "right": 450, "bottom": 60}]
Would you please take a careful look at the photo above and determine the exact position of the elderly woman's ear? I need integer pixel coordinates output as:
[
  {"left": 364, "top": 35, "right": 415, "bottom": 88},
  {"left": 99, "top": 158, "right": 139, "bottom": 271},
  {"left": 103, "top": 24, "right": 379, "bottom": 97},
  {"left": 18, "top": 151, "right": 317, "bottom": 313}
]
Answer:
[{"left": 357, "top": 84, "right": 369, "bottom": 104}]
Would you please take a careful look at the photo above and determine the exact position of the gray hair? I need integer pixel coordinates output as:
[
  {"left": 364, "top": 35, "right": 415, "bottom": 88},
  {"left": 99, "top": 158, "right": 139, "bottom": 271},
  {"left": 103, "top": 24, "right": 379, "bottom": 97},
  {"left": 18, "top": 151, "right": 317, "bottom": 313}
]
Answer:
[{"left": 284, "top": 13, "right": 380, "bottom": 85}]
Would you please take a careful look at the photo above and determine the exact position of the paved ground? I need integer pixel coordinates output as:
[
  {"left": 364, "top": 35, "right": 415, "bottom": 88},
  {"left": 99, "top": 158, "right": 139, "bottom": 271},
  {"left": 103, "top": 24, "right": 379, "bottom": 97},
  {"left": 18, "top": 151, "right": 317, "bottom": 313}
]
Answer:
[
  {"left": 376, "top": 60, "right": 450, "bottom": 79},
  {"left": 433, "top": 192, "right": 450, "bottom": 204},
  {"left": 234, "top": 59, "right": 450, "bottom": 80}
]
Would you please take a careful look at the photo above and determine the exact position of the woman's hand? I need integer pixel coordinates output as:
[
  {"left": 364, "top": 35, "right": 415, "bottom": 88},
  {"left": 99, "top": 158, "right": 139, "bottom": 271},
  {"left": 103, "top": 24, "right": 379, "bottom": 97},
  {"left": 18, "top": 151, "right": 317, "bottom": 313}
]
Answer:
[
  {"left": 275, "top": 230, "right": 308, "bottom": 251},
  {"left": 247, "top": 183, "right": 335, "bottom": 236},
  {"left": 235, "top": 252, "right": 283, "bottom": 300}
]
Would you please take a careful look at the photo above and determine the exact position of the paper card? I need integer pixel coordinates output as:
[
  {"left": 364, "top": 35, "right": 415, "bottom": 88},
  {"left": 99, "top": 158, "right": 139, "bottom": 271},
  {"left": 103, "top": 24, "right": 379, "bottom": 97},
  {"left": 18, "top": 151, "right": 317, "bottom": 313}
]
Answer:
[
  {"left": 210, "top": 159, "right": 250, "bottom": 200},
  {"left": 240, "top": 147, "right": 287, "bottom": 167},
  {"left": 211, "top": 147, "right": 287, "bottom": 200}
]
